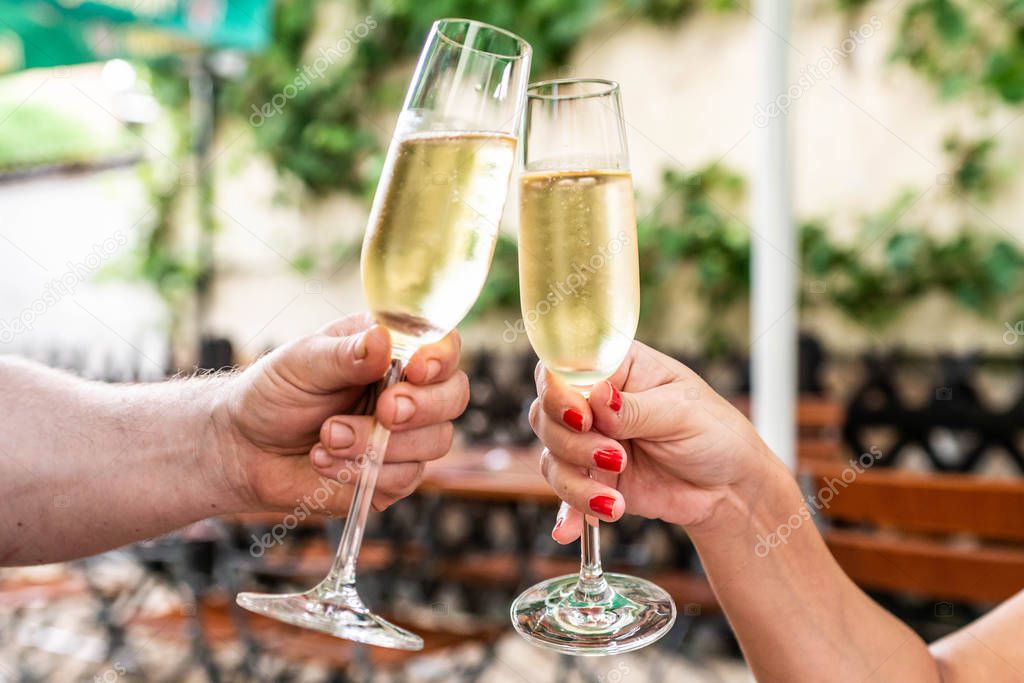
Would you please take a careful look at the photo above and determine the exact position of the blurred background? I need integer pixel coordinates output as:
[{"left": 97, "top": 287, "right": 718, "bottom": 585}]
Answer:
[{"left": 3, "top": 0, "right": 1024, "bottom": 681}]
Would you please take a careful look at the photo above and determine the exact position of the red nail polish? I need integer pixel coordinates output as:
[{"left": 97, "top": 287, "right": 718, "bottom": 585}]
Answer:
[
  {"left": 593, "top": 448, "right": 623, "bottom": 472},
  {"left": 563, "top": 408, "right": 585, "bottom": 431},
  {"left": 589, "top": 495, "right": 616, "bottom": 517},
  {"left": 607, "top": 382, "right": 622, "bottom": 412}
]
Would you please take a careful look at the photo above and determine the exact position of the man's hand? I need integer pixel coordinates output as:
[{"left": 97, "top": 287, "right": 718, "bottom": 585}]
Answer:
[{"left": 217, "top": 314, "right": 467, "bottom": 515}]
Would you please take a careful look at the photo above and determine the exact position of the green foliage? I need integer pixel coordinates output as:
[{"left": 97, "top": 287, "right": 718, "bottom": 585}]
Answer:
[
  {"left": 943, "top": 133, "right": 1003, "bottom": 199},
  {"left": 892, "top": 0, "right": 1024, "bottom": 103},
  {"left": 621, "top": 0, "right": 741, "bottom": 23},
  {"left": 635, "top": 165, "right": 749, "bottom": 351},
  {"left": 607, "top": 167, "right": 1024, "bottom": 350},
  {"left": 468, "top": 232, "right": 521, "bottom": 317}
]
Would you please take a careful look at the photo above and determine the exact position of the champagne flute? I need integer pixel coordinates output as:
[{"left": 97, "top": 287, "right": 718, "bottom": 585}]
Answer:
[
  {"left": 510, "top": 78, "right": 676, "bottom": 655},
  {"left": 237, "top": 18, "right": 531, "bottom": 650}
]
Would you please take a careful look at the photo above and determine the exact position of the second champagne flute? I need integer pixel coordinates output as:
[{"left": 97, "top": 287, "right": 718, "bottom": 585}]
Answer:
[
  {"left": 237, "top": 18, "right": 531, "bottom": 650},
  {"left": 511, "top": 78, "right": 676, "bottom": 655}
]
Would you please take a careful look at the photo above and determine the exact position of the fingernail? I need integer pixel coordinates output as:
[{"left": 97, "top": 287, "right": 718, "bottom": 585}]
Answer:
[
  {"left": 593, "top": 448, "right": 623, "bottom": 472},
  {"left": 589, "top": 495, "right": 616, "bottom": 517},
  {"left": 563, "top": 408, "right": 584, "bottom": 432},
  {"left": 607, "top": 382, "right": 622, "bottom": 412},
  {"left": 552, "top": 503, "right": 568, "bottom": 538},
  {"left": 423, "top": 358, "right": 442, "bottom": 382},
  {"left": 311, "top": 446, "right": 331, "bottom": 468},
  {"left": 393, "top": 395, "right": 415, "bottom": 424},
  {"left": 329, "top": 422, "right": 355, "bottom": 449},
  {"left": 354, "top": 328, "right": 372, "bottom": 361}
]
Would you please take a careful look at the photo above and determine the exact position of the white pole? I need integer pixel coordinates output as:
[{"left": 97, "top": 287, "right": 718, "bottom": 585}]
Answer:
[{"left": 752, "top": 0, "right": 797, "bottom": 470}]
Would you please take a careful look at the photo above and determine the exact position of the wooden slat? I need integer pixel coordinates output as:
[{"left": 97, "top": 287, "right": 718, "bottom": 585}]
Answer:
[
  {"left": 826, "top": 528, "right": 1024, "bottom": 603},
  {"left": 796, "top": 436, "right": 843, "bottom": 463},
  {"left": 803, "top": 463, "right": 1024, "bottom": 542}
]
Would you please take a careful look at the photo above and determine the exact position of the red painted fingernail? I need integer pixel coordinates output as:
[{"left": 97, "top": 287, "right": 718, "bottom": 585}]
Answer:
[
  {"left": 607, "top": 382, "right": 622, "bottom": 412},
  {"left": 563, "top": 408, "right": 585, "bottom": 432},
  {"left": 589, "top": 495, "right": 616, "bottom": 517},
  {"left": 593, "top": 448, "right": 623, "bottom": 472}
]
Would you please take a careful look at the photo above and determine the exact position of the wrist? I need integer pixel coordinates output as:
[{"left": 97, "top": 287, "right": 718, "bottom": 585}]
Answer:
[
  {"left": 685, "top": 447, "right": 801, "bottom": 545},
  {"left": 201, "top": 376, "right": 255, "bottom": 514}
]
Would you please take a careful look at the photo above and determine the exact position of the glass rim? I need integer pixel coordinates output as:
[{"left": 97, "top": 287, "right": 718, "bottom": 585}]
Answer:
[
  {"left": 434, "top": 18, "right": 531, "bottom": 60},
  {"left": 526, "top": 78, "right": 620, "bottom": 101}
]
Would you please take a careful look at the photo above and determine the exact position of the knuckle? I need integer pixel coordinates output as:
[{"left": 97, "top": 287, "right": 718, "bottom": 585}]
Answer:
[
  {"left": 453, "top": 371, "right": 470, "bottom": 415},
  {"left": 529, "top": 399, "right": 541, "bottom": 430},
  {"left": 439, "top": 421, "right": 455, "bottom": 453},
  {"left": 539, "top": 448, "right": 553, "bottom": 478}
]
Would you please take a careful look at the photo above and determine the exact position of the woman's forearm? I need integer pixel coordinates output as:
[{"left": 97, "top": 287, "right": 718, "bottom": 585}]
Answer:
[
  {"left": 686, "top": 452, "right": 942, "bottom": 683},
  {"left": 1, "top": 357, "right": 243, "bottom": 565}
]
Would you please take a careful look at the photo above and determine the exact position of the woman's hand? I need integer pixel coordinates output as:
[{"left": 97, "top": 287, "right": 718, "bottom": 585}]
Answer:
[
  {"left": 530, "top": 340, "right": 784, "bottom": 542},
  {"left": 218, "top": 314, "right": 467, "bottom": 514}
]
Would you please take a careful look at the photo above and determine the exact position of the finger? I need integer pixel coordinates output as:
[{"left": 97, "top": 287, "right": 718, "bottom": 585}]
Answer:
[
  {"left": 588, "top": 379, "right": 695, "bottom": 441},
  {"left": 313, "top": 417, "right": 454, "bottom": 464},
  {"left": 536, "top": 365, "right": 592, "bottom": 433},
  {"left": 529, "top": 402, "right": 626, "bottom": 474},
  {"left": 404, "top": 330, "right": 462, "bottom": 385},
  {"left": 274, "top": 325, "right": 392, "bottom": 395},
  {"left": 539, "top": 449, "right": 623, "bottom": 523},
  {"left": 551, "top": 501, "right": 585, "bottom": 544},
  {"left": 375, "top": 370, "right": 470, "bottom": 431},
  {"left": 372, "top": 462, "right": 426, "bottom": 511}
]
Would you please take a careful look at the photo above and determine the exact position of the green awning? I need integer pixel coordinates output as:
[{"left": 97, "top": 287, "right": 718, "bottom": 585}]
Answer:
[{"left": 0, "top": 0, "right": 273, "bottom": 73}]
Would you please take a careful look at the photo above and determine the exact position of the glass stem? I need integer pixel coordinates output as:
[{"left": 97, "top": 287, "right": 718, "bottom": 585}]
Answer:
[
  {"left": 323, "top": 357, "right": 406, "bottom": 593},
  {"left": 574, "top": 514, "right": 613, "bottom": 604}
]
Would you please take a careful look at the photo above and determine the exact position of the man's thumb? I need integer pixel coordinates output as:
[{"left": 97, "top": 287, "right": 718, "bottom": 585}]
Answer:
[{"left": 279, "top": 325, "right": 391, "bottom": 393}]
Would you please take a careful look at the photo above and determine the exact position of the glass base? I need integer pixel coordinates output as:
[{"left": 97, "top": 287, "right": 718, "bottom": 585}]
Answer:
[
  {"left": 511, "top": 573, "right": 676, "bottom": 656},
  {"left": 236, "top": 582, "right": 424, "bottom": 651}
]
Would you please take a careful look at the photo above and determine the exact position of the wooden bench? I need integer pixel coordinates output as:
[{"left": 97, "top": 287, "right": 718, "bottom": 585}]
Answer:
[{"left": 802, "top": 462, "right": 1024, "bottom": 603}]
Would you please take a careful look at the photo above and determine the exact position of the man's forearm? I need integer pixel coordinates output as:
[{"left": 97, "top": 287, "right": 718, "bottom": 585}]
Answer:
[
  {"left": 686, "top": 454, "right": 941, "bottom": 683},
  {"left": 1, "top": 358, "right": 244, "bottom": 565}
]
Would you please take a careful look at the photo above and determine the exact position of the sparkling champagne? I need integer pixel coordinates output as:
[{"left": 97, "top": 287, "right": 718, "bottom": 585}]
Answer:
[
  {"left": 518, "top": 170, "right": 640, "bottom": 387},
  {"left": 361, "top": 132, "right": 516, "bottom": 353}
]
